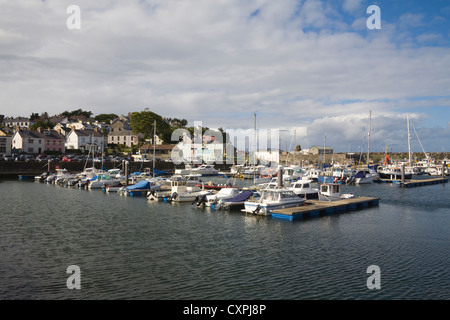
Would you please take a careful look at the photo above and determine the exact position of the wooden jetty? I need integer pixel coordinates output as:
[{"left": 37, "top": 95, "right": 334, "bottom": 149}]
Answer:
[
  {"left": 396, "top": 177, "right": 448, "bottom": 188},
  {"left": 271, "top": 197, "right": 380, "bottom": 221}
]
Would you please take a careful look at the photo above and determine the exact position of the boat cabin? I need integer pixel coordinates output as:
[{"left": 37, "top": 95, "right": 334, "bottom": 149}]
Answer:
[{"left": 320, "top": 183, "right": 341, "bottom": 198}]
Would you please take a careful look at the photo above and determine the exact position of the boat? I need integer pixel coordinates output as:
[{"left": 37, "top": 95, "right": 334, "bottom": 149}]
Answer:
[
  {"left": 318, "top": 183, "right": 354, "bottom": 202},
  {"left": 200, "top": 187, "right": 240, "bottom": 207},
  {"left": 88, "top": 171, "right": 123, "bottom": 189},
  {"left": 282, "top": 166, "right": 307, "bottom": 182},
  {"left": 168, "top": 179, "right": 213, "bottom": 202},
  {"left": 348, "top": 169, "right": 376, "bottom": 184},
  {"left": 221, "top": 190, "right": 260, "bottom": 211},
  {"left": 190, "top": 164, "right": 219, "bottom": 176},
  {"left": 119, "top": 180, "right": 161, "bottom": 197},
  {"left": 288, "top": 178, "right": 319, "bottom": 199},
  {"left": 377, "top": 166, "right": 412, "bottom": 181},
  {"left": 243, "top": 188, "right": 306, "bottom": 216}
]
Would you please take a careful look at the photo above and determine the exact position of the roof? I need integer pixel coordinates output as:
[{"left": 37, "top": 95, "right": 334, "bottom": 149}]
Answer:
[
  {"left": 70, "top": 129, "right": 104, "bottom": 137},
  {"left": 15, "top": 129, "right": 65, "bottom": 140}
]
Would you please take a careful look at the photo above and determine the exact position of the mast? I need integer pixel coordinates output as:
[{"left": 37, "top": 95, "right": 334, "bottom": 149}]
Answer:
[
  {"left": 367, "top": 110, "right": 371, "bottom": 167},
  {"left": 153, "top": 120, "right": 156, "bottom": 177},
  {"left": 407, "top": 114, "right": 411, "bottom": 165},
  {"left": 253, "top": 112, "right": 256, "bottom": 184}
]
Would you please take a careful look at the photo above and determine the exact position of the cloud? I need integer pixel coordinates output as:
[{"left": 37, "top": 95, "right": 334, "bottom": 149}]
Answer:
[{"left": 1, "top": 0, "right": 449, "bottom": 152}]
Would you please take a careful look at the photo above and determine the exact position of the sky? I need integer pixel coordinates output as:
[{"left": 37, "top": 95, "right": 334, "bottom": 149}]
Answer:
[{"left": 1, "top": 0, "right": 449, "bottom": 154}]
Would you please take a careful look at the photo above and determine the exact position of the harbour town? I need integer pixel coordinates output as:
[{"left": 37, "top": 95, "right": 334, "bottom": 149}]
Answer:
[{"left": 2, "top": 1, "right": 450, "bottom": 305}]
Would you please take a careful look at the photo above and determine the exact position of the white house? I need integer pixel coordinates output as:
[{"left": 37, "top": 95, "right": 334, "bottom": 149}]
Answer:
[
  {"left": 12, "top": 130, "right": 45, "bottom": 154},
  {"left": 65, "top": 129, "right": 106, "bottom": 151}
]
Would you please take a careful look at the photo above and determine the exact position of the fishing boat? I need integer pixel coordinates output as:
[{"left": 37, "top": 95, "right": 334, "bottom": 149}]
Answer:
[
  {"left": 243, "top": 189, "right": 306, "bottom": 216},
  {"left": 288, "top": 178, "right": 319, "bottom": 199},
  {"left": 318, "top": 183, "right": 354, "bottom": 202}
]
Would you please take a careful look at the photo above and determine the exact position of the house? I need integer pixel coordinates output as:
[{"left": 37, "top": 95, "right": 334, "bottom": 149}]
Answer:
[
  {"left": 12, "top": 129, "right": 46, "bottom": 154},
  {"left": 107, "top": 116, "right": 143, "bottom": 147},
  {"left": 11, "top": 128, "right": 66, "bottom": 154},
  {"left": 38, "top": 128, "right": 66, "bottom": 154},
  {"left": 3, "top": 117, "right": 34, "bottom": 129},
  {"left": 309, "top": 146, "right": 334, "bottom": 155},
  {"left": 65, "top": 128, "right": 106, "bottom": 152},
  {"left": 0, "top": 129, "right": 12, "bottom": 156}
]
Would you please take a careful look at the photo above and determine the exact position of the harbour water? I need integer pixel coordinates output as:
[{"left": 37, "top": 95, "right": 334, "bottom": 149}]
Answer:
[{"left": 0, "top": 177, "right": 448, "bottom": 300}]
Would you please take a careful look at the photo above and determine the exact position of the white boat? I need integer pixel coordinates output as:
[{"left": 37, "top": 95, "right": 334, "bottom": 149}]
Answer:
[
  {"left": 168, "top": 179, "right": 212, "bottom": 202},
  {"left": 318, "top": 183, "right": 354, "bottom": 202},
  {"left": 243, "top": 189, "right": 306, "bottom": 216},
  {"left": 190, "top": 164, "right": 219, "bottom": 176},
  {"left": 283, "top": 166, "right": 307, "bottom": 182},
  {"left": 88, "top": 173, "right": 122, "bottom": 189},
  {"left": 288, "top": 178, "right": 319, "bottom": 199},
  {"left": 201, "top": 188, "right": 240, "bottom": 207},
  {"left": 350, "top": 169, "right": 377, "bottom": 184}
]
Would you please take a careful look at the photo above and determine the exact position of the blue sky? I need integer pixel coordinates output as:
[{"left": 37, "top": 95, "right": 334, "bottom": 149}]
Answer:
[{"left": 0, "top": 0, "right": 449, "bottom": 153}]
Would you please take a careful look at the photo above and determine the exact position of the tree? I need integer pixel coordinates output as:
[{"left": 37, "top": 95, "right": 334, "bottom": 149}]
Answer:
[
  {"left": 61, "top": 109, "right": 93, "bottom": 119},
  {"left": 295, "top": 145, "right": 302, "bottom": 152},
  {"left": 30, "top": 121, "right": 54, "bottom": 130},
  {"left": 30, "top": 113, "right": 39, "bottom": 121},
  {"left": 94, "top": 113, "right": 119, "bottom": 123},
  {"left": 130, "top": 109, "right": 171, "bottom": 143}
]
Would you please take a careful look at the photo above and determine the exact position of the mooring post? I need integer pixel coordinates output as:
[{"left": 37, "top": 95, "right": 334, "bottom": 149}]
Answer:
[
  {"left": 277, "top": 165, "right": 283, "bottom": 188},
  {"left": 124, "top": 160, "right": 129, "bottom": 186},
  {"left": 401, "top": 163, "right": 405, "bottom": 187},
  {"left": 442, "top": 161, "right": 446, "bottom": 178}
]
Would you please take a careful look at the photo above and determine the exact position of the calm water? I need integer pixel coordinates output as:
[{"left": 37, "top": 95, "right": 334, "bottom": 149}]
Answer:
[{"left": 0, "top": 176, "right": 448, "bottom": 300}]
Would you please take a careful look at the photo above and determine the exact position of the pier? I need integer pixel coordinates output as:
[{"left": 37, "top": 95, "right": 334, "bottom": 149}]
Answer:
[
  {"left": 396, "top": 177, "right": 448, "bottom": 188},
  {"left": 271, "top": 197, "right": 380, "bottom": 221}
]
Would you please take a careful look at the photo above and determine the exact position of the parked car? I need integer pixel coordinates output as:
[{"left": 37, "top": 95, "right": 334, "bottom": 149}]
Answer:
[
  {"left": 2, "top": 155, "right": 14, "bottom": 161},
  {"left": 36, "top": 154, "right": 50, "bottom": 162},
  {"left": 62, "top": 155, "right": 74, "bottom": 162}
]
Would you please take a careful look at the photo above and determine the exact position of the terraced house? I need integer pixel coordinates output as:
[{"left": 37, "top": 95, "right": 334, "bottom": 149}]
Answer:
[{"left": 11, "top": 128, "right": 65, "bottom": 154}]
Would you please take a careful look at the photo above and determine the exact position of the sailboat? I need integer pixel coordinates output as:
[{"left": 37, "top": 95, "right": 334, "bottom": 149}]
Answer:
[{"left": 350, "top": 111, "right": 378, "bottom": 184}]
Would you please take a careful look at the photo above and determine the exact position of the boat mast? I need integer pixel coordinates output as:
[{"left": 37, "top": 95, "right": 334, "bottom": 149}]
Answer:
[
  {"left": 253, "top": 112, "right": 256, "bottom": 184},
  {"left": 407, "top": 114, "right": 411, "bottom": 165},
  {"left": 153, "top": 120, "right": 156, "bottom": 178},
  {"left": 367, "top": 111, "right": 371, "bottom": 167}
]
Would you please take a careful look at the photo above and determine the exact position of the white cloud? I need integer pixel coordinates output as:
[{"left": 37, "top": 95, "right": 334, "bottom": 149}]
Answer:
[{"left": 1, "top": 0, "right": 449, "bottom": 152}]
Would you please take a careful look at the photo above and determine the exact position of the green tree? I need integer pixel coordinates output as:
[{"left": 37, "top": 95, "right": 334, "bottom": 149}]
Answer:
[
  {"left": 130, "top": 109, "right": 171, "bottom": 143},
  {"left": 30, "top": 121, "right": 54, "bottom": 130},
  {"left": 94, "top": 113, "right": 119, "bottom": 123}
]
